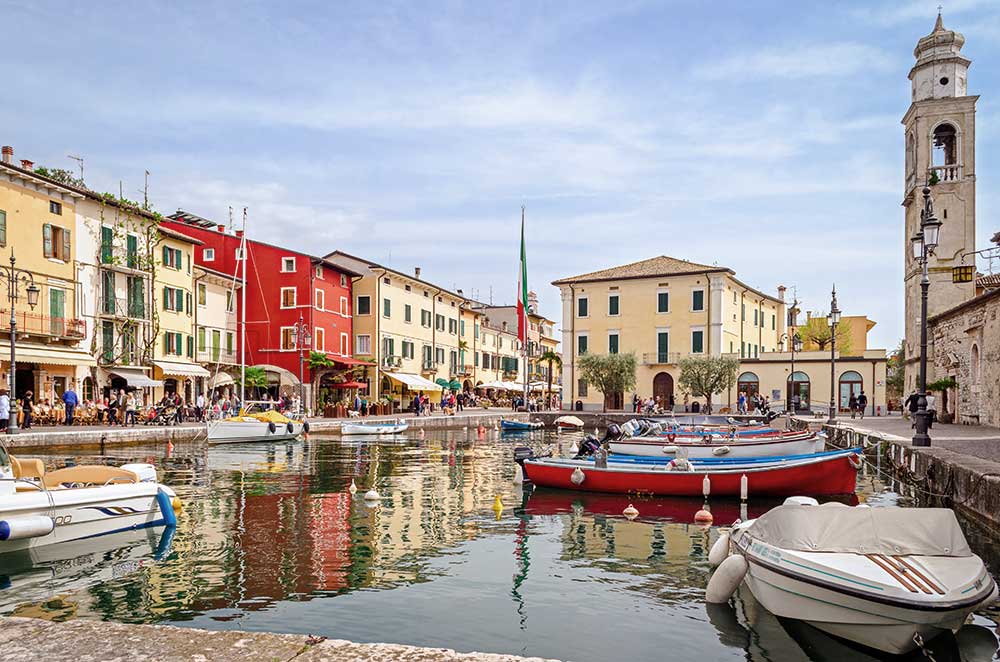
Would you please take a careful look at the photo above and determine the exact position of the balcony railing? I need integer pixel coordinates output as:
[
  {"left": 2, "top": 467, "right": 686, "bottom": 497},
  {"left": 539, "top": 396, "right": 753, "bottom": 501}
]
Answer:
[
  {"left": 1, "top": 309, "right": 86, "bottom": 340},
  {"left": 420, "top": 359, "right": 435, "bottom": 372},
  {"left": 197, "top": 347, "right": 238, "bottom": 364},
  {"left": 930, "top": 164, "right": 962, "bottom": 183},
  {"left": 457, "top": 364, "right": 474, "bottom": 376},
  {"left": 382, "top": 355, "right": 403, "bottom": 370},
  {"left": 99, "top": 296, "right": 148, "bottom": 320},
  {"left": 642, "top": 352, "right": 682, "bottom": 365}
]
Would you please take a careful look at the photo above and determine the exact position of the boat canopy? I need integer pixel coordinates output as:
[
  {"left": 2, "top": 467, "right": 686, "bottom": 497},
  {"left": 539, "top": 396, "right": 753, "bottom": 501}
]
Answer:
[
  {"left": 386, "top": 372, "right": 443, "bottom": 391},
  {"left": 749, "top": 503, "right": 972, "bottom": 557}
]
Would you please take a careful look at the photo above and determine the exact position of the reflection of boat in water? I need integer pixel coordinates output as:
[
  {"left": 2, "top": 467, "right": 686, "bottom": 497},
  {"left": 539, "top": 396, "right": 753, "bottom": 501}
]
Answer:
[
  {"left": 340, "top": 420, "right": 409, "bottom": 435},
  {"left": 0, "top": 525, "right": 175, "bottom": 612}
]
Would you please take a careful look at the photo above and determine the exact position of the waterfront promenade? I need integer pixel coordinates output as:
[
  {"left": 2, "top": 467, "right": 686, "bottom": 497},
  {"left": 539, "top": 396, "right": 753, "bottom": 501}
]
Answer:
[{"left": 0, "top": 617, "right": 560, "bottom": 661}]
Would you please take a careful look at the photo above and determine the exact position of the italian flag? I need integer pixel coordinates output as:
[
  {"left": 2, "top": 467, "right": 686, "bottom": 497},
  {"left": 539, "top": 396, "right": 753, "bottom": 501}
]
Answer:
[{"left": 517, "top": 208, "right": 528, "bottom": 349}]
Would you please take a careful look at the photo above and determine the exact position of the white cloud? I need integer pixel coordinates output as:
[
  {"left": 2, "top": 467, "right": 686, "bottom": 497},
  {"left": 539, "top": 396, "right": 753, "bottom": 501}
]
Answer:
[{"left": 693, "top": 42, "right": 896, "bottom": 80}]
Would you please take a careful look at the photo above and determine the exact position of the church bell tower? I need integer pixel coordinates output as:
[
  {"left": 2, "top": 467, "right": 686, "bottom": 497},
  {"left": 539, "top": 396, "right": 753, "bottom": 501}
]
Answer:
[{"left": 902, "top": 13, "right": 977, "bottom": 391}]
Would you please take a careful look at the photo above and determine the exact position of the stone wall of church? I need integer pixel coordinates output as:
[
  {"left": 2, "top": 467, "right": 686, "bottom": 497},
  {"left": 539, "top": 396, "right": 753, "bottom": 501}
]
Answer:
[{"left": 929, "top": 290, "right": 1000, "bottom": 427}]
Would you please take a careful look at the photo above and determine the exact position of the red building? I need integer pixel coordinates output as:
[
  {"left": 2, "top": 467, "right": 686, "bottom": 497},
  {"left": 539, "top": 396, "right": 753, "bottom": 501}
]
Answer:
[{"left": 163, "top": 212, "right": 363, "bottom": 407}]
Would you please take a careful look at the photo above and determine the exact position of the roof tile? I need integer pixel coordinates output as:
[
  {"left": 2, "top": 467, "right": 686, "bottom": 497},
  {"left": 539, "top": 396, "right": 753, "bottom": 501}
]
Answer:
[{"left": 552, "top": 255, "right": 728, "bottom": 285}]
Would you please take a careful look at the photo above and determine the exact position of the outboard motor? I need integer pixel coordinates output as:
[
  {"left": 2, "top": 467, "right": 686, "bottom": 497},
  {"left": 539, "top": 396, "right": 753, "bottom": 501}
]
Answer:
[
  {"left": 513, "top": 446, "right": 536, "bottom": 469},
  {"left": 765, "top": 409, "right": 780, "bottom": 424},
  {"left": 605, "top": 423, "right": 623, "bottom": 441},
  {"left": 574, "top": 434, "right": 602, "bottom": 459}
]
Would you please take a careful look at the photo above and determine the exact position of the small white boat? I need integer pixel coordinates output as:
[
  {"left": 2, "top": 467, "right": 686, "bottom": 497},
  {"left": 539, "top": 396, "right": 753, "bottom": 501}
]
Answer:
[
  {"left": 610, "top": 432, "right": 823, "bottom": 459},
  {"left": 0, "top": 447, "right": 180, "bottom": 554},
  {"left": 207, "top": 407, "right": 309, "bottom": 445},
  {"left": 341, "top": 419, "right": 409, "bottom": 436},
  {"left": 714, "top": 500, "right": 997, "bottom": 655},
  {"left": 554, "top": 415, "right": 585, "bottom": 430}
]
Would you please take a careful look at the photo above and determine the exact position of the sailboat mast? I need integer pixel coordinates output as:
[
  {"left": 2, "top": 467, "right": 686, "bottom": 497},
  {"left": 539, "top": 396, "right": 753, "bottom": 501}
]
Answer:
[
  {"left": 520, "top": 206, "right": 528, "bottom": 407},
  {"left": 240, "top": 207, "right": 248, "bottom": 405}
]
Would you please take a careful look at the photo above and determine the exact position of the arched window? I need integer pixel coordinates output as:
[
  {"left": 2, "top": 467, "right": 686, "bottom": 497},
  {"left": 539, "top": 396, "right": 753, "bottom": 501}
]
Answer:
[
  {"left": 838, "top": 370, "right": 863, "bottom": 411},
  {"left": 787, "top": 371, "right": 810, "bottom": 411},
  {"left": 82, "top": 376, "right": 94, "bottom": 402},
  {"left": 906, "top": 132, "right": 915, "bottom": 177},
  {"left": 737, "top": 372, "right": 759, "bottom": 397},
  {"left": 932, "top": 123, "right": 958, "bottom": 166},
  {"left": 971, "top": 344, "right": 980, "bottom": 384}
]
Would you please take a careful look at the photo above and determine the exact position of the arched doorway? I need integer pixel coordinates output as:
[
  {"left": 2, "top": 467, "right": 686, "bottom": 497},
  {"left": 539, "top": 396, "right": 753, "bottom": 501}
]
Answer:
[
  {"left": 838, "top": 370, "right": 863, "bottom": 412},
  {"left": 653, "top": 372, "right": 674, "bottom": 410},
  {"left": 787, "top": 371, "right": 810, "bottom": 412},
  {"left": 737, "top": 372, "right": 759, "bottom": 397},
  {"left": 604, "top": 390, "right": 624, "bottom": 411}
]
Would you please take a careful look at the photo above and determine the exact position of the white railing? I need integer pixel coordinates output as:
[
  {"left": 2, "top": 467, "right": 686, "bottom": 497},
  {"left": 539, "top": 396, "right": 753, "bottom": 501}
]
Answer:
[{"left": 930, "top": 164, "right": 962, "bottom": 183}]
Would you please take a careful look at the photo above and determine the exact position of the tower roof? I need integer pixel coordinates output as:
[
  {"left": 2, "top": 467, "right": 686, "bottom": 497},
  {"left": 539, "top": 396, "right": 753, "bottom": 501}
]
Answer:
[{"left": 913, "top": 11, "right": 966, "bottom": 61}]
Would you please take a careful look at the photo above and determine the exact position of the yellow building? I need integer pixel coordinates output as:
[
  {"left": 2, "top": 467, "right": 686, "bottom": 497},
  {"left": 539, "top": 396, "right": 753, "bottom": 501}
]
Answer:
[
  {"left": 151, "top": 226, "right": 208, "bottom": 402},
  {"left": 472, "top": 291, "right": 560, "bottom": 387},
  {"left": 553, "top": 255, "right": 786, "bottom": 410},
  {"left": 325, "top": 252, "right": 484, "bottom": 405},
  {"left": 0, "top": 154, "right": 93, "bottom": 411}
]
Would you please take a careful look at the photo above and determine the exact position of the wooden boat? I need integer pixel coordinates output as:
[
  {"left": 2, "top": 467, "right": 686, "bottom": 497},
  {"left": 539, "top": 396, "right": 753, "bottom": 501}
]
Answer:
[
  {"left": 609, "top": 431, "right": 823, "bottom": 459},
  {"left": 716, "top": 502, "right": 998, "bottom": 655},
  {"left": 501, "top": 419, "right": 544, "bottom": 431},
  {"left": 340, "top": 420, "right": 409, "bottom": 435},
  {"left": 519, "top": 448, "right": 861, "bottom": 497}
]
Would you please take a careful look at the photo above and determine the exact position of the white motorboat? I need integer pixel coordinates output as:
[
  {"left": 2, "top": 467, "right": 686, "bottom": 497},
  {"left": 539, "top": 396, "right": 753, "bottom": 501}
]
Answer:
[
  {"left": 610, "top": 432, "right": 823, "bottom": 459},
  {"left": 207, "top": 413, "right": 307, "bottom": 444},
  {"left": 0, "top": 446, "right": 180, "bottom": 554},
  {"left": 340, "top": 420, "right": 409, "bottom": 435},
  {"left": 711, "top": 500, "right": 997, "bottom": 655}
]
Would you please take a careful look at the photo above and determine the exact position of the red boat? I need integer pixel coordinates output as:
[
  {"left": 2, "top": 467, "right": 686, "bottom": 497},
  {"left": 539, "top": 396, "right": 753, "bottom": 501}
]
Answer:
[{"left": 521, "top": 450, "right": 860, "bottom": 497}]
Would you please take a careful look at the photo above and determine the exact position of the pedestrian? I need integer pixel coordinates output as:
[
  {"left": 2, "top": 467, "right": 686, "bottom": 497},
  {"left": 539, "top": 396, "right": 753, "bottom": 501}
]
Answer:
[
  {"left": 196, "top": 392, "right": 206, "bottom": 422},
  {"left": 412, "top": 394, "right": 420, "bottom": 415},
  {"left": 849, "top": 393, "right": 858, "bottom": 419},
  {"left": 107, "top": 390, "right": 120, "bottom": 426},
  {"left": 61, "top": 385, "right": 78, "bottom": 426},
  {"left": 904, "top": 391, "right": 919, "bottom": 428},
  {"left": 737, "top": 392, "right": 747, "bottom": 415},
  {"left": 0, "top": 389, "right": 9, "bottom": 432},
  {"left": 857, "top": 390, "right": 868, "bottom": 420},
  {"left": 126, "top": 392, "right": 137, "bottom": 426},
  {"left": 926, "top": 393, "right": 937, "bottom": 429},
  {"left": 21, "top": 390, "right": 34, "bottom": 429},
  {"left": 633, "top": 393, "right": 640, "bottom": 413}
]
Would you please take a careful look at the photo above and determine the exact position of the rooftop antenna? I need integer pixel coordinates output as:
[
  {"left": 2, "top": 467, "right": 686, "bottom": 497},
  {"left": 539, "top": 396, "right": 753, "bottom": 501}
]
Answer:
[
  {"left": 489, "top": 286, "right": 493, "bottom": 306},
  {"left": 228, "top": 206, "right": 234, "bottom": 233},
  {"left": 67, "top": 154, "right": 84, "bottom": 183},
  {"left": 143, "top": 170, "right": 149, "bottom": 209}
]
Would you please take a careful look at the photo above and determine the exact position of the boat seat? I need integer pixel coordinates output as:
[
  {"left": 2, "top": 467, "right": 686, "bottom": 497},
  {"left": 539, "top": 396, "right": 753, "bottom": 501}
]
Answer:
[
  {"left": 42, "top": 465, "right": 139, "bottom": 489},
  {"left": 10, "top": 456, "right": 46, "bottom": 480}
]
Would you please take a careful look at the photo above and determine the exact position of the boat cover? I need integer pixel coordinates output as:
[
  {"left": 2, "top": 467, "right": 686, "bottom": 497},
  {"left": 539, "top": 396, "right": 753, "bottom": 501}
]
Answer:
[{"left": 748, "top": 504, "right": 972, "bottom": 557}]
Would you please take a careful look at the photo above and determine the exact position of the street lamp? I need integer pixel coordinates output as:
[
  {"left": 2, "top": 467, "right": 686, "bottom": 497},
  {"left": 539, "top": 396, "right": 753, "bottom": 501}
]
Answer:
[
  {"left": 294, "top": 314, "right": 311, "bottom": 417},
  {"left": 780, "top": 328, "right": 803, "bottom": 414},
  {"left": 911, "top": 186, "right": 941, "bottom": 447},
  {"left": 0, "top": 252, "right": 41, "bottom": 434},
  {"left": 826, "top": 286, "right": 841, "bottom": 424}
]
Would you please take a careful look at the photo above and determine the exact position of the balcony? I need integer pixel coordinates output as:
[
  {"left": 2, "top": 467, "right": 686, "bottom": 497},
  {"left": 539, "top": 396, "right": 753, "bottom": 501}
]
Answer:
[
  {"left": 382, "top": 355, "right": 403, "bottom": 371},
  {"left": 1, "top": 309, "right": 86, "bottom": 341},
  {"left": 454, "top": 364, "right": 474, "bottom": 376},
  {"left": 421, "top": 359, "right": 436, "bottom": 373},
  {"left": 929, "top": 164, "right": 962, "bottom": 183},
  {"left": 642, "top": 352, "right": 682, "bottom": 365},
  {"left": 98, "top": 296, "right": 149, "bottom": 321},
  {"left": 197, "top": 347, "right": 238, "bottom": 364}
]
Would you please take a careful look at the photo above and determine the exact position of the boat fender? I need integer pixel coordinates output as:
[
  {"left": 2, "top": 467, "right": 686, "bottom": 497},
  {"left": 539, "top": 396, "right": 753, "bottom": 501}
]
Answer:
[
  {"left": 0, "top": 515, "right": 55, "bottom": 541},
  {"left": 667, "top": 458, "right": 693, "bottom": 472},
  {"left": 623, "top": 504, "right": 639, "bottom": 520},
  {"left": 156, "top": 488, "right": 178, "bottom": 527},
  {"left": 286, "top": 421, "right": 295, "bottom": 434},
  {"left": 705, "top": 554, "right": 748, "bottom": 604},
  {"left": 570, "top": 467, "right": 586, "bottom": 485},
  {"left": 513, "top": 464, "right": 524, "bottom": 485},
  {"left": 848, "top": 454, "right": 863, "bottom": 470},
  {"left": 712, "top": 446, "right": 731, "bottom": 456},
  {"left": 661, "top": 445, "right": 679, "bottom": 454},
  {"left": 364, "top": 489, "right": 381, "bottom": 502},
  {"left": 268, "top": 421, "right": 277, "bottom": 434},
  {"left": 783, "top": 496, "right": 819, "bottom": 506},
  {"left": 302, "top": 421, "right": 310, "bottom": 433},
  {"left": 708, "top": 531, "right": 731, "bottom": 568}
]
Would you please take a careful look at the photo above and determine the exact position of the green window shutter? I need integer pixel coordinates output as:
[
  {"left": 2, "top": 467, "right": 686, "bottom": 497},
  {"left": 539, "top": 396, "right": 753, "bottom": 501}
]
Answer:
[
  {"left": 162, "top": 245, "right": 169, "bottom": 267},
  {"left": 101, "top": 226, "right": 114, "bottom": 263},
  {"left": 126, "top": 234, "right": 138, "bottom": 268},
  {"left": 162, "top": 286, "right": 169, "bottom": 310},
  {"left": 186, "top": 292, "right": 192, "bottom": 316},
  {"left": 176, "top": 332, "right": 183, "bottom": 355},
  {"left": 187, "top": 336, "right": 194, "bottom": 358}
]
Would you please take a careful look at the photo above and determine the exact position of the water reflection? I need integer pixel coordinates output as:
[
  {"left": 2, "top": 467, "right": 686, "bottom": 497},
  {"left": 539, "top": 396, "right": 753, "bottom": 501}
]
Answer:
[{"left": 1, "top": 431, "right": 997, "bottom": 662}]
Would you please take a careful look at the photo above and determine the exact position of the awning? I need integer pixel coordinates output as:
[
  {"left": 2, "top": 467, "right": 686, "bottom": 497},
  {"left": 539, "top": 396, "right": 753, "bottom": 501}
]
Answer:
[
  {"left": 334, "top": 356, "right": 370, "bottom": 366},
  {"left": 530, "top": 381, "right": 561, "bottom": 392},
  {"left": 207, "top": 372, "right": 235, "bottom": 388},
  {"left": 0, "top": 343, "right": 96, "bottom": 367},
  {"left": 330, "top": 381, "right": 367, "bottom": 389},
  {"left": 153, "top": 360, "right": 211, "bottom": 378},
  {"left": 109, "top": 368, "right": 163, "bottom": 388},
  {"left": 386, "top": 372, "right": 443, "bottom": 391}
]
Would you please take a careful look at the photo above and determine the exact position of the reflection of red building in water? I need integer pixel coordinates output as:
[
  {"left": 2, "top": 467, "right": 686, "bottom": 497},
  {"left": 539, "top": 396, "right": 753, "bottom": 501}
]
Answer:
[{"left": 162, "top": 212, "right": 364, "bottom": 402}]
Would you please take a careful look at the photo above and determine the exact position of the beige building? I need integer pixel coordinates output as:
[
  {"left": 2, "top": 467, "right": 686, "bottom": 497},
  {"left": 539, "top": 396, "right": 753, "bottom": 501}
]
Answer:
[
  {"left": 472, "top": 291, "right": 560, "bottom": 387},
  {"left": 553, "top": 255, "right": 786, "bottom": 410},
  {"left": 194, "top": 264, "right": 241, "bottom": 396}
]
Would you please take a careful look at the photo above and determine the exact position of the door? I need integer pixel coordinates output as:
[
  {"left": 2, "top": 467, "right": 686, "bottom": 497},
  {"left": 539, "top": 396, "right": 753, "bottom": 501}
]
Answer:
[
  {"left": 787, "top": 372, "right": 810, "bottom": 411},
  {"left": 838, "top": 371, "right": 863, "bottom": 412},
  {"left": 604, "top": 391, "right": 624, "bottom": 410},
  {"left": 50, "top": 288, "right": 66, "bottom": 336},
  {"left": 653, "top": 372, "right": 674, "bottom": 409}
]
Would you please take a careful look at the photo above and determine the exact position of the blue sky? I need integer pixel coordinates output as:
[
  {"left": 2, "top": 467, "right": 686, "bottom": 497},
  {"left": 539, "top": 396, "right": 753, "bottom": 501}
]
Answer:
[{"left": 5, "top": 0, "right": 1000, "bottom": 349}]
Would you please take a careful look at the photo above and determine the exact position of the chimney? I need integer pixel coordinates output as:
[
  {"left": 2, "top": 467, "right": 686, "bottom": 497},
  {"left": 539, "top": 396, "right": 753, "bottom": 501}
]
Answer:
[
  {"left": 217, "top": 224, "right": 225, "bottom": 233},
  {"left": 235, "top": 229, "right": 244, "bottom": 238},
  {"left": 501, "top": 321, "right": 508, "bottom": 332},
  {"left": 20, "top": 159, "right": 33, "bottom": 171},
  {"left": 414, "top": 267, "right": 421, "bottom": 279},
  {"left": 457, "top": 289, "right": 464, "bottom": 296},
  {"left": 1, "top": 146, "right": 12, "bottom": 165},
  {"left": 777, "top": 285, "right": 786, "bottom": 302}
]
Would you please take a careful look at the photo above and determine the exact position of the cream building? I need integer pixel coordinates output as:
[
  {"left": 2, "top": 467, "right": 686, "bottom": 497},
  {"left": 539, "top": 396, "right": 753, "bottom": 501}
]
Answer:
[
  {"left": 152, "top": 226, "right": 208, "bottom": 401},
  {"left": 194, "top": 264, "right": 241, "bottom": 396},
  {"left": 0, "top": 152, "right": 93, "bottom": 410},
  {"left": 472, "top": 291, "right": 560, "bottom": 387},
  {"left": 553, "top": 255, "right": 786, "bottom": 410}
]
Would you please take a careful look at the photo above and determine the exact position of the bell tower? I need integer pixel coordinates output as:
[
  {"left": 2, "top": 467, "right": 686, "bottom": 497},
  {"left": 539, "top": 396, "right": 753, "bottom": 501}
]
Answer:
[{"left": 902, "top": 12, "right": 977, "bottom": 392}]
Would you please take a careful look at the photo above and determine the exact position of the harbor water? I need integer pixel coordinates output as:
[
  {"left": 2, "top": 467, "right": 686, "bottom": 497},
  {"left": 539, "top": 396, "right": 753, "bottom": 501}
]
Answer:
[{"left": 2, "top": 430, "right": 998, "bottom": 661}]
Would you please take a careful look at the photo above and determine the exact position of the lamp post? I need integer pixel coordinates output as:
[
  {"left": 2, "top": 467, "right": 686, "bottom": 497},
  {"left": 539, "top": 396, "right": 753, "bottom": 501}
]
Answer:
[
  {"left": 911, "top": 186, "right": 942, "bottom": 447},
  {"left": 0, "top": 252, "right": 41, "bottom": 434},
  {"left": 780, "top": 328, "right": 803, "bottom": 414},
  {"left": 826, "top": 286, "right": 841, "bottom": 424},
  {"left": 294, "top": 314, "right": 311, "bottom": 417}
]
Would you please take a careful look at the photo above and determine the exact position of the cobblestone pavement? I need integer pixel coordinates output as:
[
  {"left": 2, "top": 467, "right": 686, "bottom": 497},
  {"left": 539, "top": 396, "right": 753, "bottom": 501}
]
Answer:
[{"left": 831, "top": 414, "right": 1000, "bottom": 463}]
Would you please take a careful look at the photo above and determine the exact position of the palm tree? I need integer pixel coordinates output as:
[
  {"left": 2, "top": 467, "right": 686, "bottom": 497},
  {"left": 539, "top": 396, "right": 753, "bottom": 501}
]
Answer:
[
  {"left": 241, "top": 366, "right": 267, "bottom": 403},
  {"left": 539, "top": 350, "right": 562, "bottom": 410},
  {"left": 307, "top": 351, "right": 336, "bottom": 411}
]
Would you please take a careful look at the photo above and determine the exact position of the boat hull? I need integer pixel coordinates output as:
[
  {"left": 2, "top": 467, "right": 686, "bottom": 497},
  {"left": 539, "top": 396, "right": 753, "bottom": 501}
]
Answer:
[
  {"left": 340, "top": 423, "right": 409, "bottom": 435},
  {"left": 610, "top": 434, "right": 822, "bottom": 459},
  {"left": 208, "top": 419, "right": 304, "bottom": 444},
  {"left": 522, "top": 452, "right": 859, "bottom": 497},
  {"left": 501, "top": 420, "right": 543, "bottom": 431}
]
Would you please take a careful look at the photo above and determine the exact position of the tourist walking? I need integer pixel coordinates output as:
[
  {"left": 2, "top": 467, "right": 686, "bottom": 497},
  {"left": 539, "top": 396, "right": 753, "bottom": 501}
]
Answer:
[
  {"left": 849, "top": 393, "right": 858, "bottom": 419},
  {"left": 0, "top": 389, "right": 9, "bottom": 432},
  {"left": 21, "top": 391, "right": 34, "bottom": 429},
  {"left": 125, "top": 392, "right": 137, "bottom": 426},
  {"left": 62, "top": 385, "right": 78, "bottom": 426},
  {"left": 196, "top": 392, "right": 205, "bottom": 422},
  {"left": 857, "top": 390, "right": 868, "bottom": 420},
  {"left": 737, "top": 392, "right": 747, "bottom": 415},
  {"left": 107, "top": 391, "right": 120, "bottom": 426}
]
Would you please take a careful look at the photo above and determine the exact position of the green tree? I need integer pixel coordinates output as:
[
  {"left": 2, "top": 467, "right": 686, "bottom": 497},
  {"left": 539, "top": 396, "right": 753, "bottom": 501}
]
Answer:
[
  {"left": 539, "top": 349, "right": 562, "bottom": 409},
  {"left": 678, "top": 355, "right": 739, "bottom": 413},
  {"left": 798, "top": 315, "right": 853, "bottom": 353},
  {"left": 577, "top": 353, "right": 637, "bottom": 412},
  {"left": 307, "top": 351, "right": 337, "bottom": 410},
  {"left": 886, "top": 340, "right": 905, "bottom": 404},
  {"left": 240, "top": 366, "right": 267, "bottom": 402}
]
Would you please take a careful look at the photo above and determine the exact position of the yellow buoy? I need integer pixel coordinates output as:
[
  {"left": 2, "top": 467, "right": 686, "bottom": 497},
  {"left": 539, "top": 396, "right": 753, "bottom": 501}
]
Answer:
[{"left": 171, "top": 496, "right": 183, "bottom": 513}]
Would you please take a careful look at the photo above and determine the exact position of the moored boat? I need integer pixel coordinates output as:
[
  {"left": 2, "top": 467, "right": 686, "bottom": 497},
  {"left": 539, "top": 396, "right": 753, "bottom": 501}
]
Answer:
[
  {"left": 518, "top": 448, "right": 861, "bottom": 497},
  {"left": 0, "top": 446, "right": 180, "bottom": 553},
  {"left": 501, "top": 419, "right": 544, "bottom": 431},
  {"left": 207, "top": 408, "right": 308, "bottom": 444},
  {"left": 715, "top": 501, "right": 997, "bottom": 654},
  {"left": 341, "top": 419, "right": 409, "bottom": 435},
  {"left": 554, "top": 415, "right": 585, "bottom": 430},
  {"left": 609, "top": 431, "right": 824, "bottom": 459}
]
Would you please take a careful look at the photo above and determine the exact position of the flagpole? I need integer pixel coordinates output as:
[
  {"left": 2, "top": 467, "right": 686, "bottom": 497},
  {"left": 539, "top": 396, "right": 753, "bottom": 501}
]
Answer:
[{"left": 520, "top": 206, "right": 529, "bottom": 410}]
